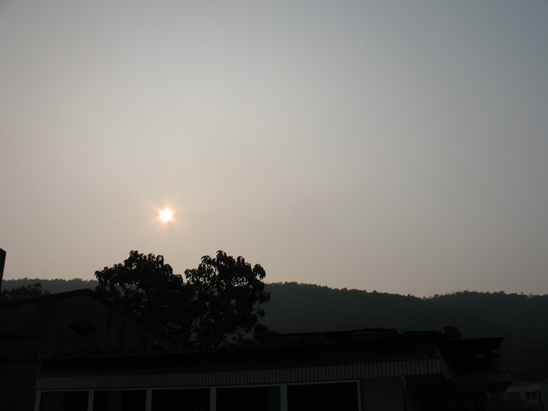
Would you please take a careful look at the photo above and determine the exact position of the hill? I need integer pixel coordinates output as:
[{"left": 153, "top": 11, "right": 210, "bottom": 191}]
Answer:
[
  {"left": 261, "top": 283, "right": 548, "bottom": 381},
  {"left": 2, "top": 278, "right": 98, "bottom": 294},
  {"left": 262, "top": 282, "right": 498, "bottom": 337}
]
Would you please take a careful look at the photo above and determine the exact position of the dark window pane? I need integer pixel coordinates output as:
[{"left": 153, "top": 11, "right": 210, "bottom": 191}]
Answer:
[
  {"left": 93, "top": 390, "right": 146, "bottom": 411},
  {"left": 217, "top": 386, "right": 280, "bottom": 411},
  {"left": 40, "top": 392, "right": 63, "bottom": 411},
  {"left": 63, "top": 391, "right": 89, "bottom": 410},
  {"left": 40, "top": 391, "right": 88, "bottom": 411},
  {"left": 152, "top": 389, "right": 210, "bottom": 411},
  {"left": 288, "top": 382, "right": 359, "bottom": 411}
]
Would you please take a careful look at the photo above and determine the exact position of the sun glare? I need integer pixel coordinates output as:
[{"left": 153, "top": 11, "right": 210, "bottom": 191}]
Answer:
[{"left": 160, "top": 209, "right": 173, "bottom": 222}]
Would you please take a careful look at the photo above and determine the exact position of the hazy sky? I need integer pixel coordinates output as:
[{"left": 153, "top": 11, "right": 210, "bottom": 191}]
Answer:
[{"left": 1, "top": 1, "right": 547, "bottom": 297}]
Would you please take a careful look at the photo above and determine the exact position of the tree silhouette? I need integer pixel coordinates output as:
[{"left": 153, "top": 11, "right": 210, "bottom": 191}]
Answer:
[
  {"left": 0, "top": 283, "right": 50, "bottom": 300},
  {"left": 95, "top": 251, "right": 192, "bottom": 341},
  {"left": 95, "top": 250, "right": 270, "bottom": 347},
  {"left": 185, "top": 250, "right": 270, "bottom": 346}
]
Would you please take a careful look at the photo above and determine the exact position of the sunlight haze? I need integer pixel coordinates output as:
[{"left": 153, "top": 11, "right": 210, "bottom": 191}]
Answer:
[{"left": 1, "top": 1, "right": 547, "bottom": 297}]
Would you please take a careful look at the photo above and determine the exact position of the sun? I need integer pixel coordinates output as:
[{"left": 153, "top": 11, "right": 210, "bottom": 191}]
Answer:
[{"left": 159, "top": 209, "right": 173, "bottom": 222}]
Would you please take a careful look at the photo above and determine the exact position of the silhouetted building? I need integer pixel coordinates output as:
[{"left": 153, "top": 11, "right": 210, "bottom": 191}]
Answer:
[
  {"left": 0, "top": 286, "right": 512, "bottom": 411},
  {"left": 505, "top": 380, "right": 548, "bottom": 410},
  {"left": 34, "top": 327, "right": 510, "bottom": 411},
  {"left": 0, "top": 289, "right": 178, "bottom": 411}
]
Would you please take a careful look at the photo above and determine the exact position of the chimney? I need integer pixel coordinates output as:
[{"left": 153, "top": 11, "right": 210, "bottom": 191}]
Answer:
[{"left": 0, "top": 248, "right": 6, "bottom": 291}]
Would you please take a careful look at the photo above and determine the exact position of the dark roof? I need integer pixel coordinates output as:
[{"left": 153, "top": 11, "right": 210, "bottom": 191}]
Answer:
[
  {"left": 37, "top": 331, "right": 510, "bottom": 391},
  {"left": 0, "top": 288, "right": 97, "bottom": 307},
  {"left": 0, "top": 288, "right": 179, "bottom": 344},
  {"left": 42, "top": 324, "right": 504, "bottom": 361}
]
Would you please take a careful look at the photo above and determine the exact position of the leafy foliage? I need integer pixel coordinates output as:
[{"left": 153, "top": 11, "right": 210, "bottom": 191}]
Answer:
[
  {"left": 185, "top": 250, "right": 270, "bottom": 346},
  {"left": 94, "top": 251, "right": 192, "bottom": 341},
  {"left": 0, "top": 283, "right": 50, "bottom": 300},
  {"left": 94, "top": 250, "right": 270, "bottom": 347}
]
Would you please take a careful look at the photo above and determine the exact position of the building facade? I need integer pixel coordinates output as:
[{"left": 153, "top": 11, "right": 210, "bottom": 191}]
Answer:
[{"left": 35, "top": 329, "right": 510, "bottom": 411}]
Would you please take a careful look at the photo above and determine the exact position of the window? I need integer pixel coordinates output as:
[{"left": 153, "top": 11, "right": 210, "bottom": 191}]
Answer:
[
  {"left": 526, "top": 391, "right": 541, "bottom": 399},
  {"left": 287, "top": 382, "right": 359, "bottom": 411},
  {"left": 69, "top": 320, "right": 97, "bottom": 336},
  {"left": 152, "top": 389, "right": 210, "bottom": 411},
  {"left": 93, "top": 390, "right": 146, "bottom": 411},
  {"left": 40, "top": 391, "right": 88, "bottom": 411},
  {"left": 217, "top": 386, "right": 280, "bottom": 411}
]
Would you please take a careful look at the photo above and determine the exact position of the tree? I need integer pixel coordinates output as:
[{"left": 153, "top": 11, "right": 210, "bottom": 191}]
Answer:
[
  {"left": 94, "top": 251, "right": 192, "bottom": 341},
  {"left": 0, "top": 283, "right": 50, "bottom": 301},
  {"left": 94, "top": 250, "right": 270, "bottom": 347},
  {"left": 185, "top": 250, "right": 270, "bottom": 346}
]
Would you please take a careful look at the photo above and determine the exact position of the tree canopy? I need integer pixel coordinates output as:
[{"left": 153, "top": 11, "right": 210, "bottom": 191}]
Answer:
[
  {"left": 94, "top": 250, "right": 270, "bottom": 347},
  {"left": 0, "top": 283, "right": 50, "bottom": 301},
  {"left": 94, "top": 251, "right": 191, "bottom": 341},
  {"left": 185, "top": 250, "right": 270, "bottom": 346}
]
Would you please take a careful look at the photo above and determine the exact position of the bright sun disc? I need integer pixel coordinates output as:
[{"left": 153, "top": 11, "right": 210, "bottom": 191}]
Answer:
[{"left": 160, "top": 209, "right": 173, "bottom": 222}]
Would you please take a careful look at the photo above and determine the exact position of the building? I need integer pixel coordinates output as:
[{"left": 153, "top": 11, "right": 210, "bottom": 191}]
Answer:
[
  {"left": 0, "top": 283, "right": 511, "bottom": 411},
  {"left": 35, "top": 327, "right": 510, "bottom": 411},
  {"left": 505, "top": 380, "right": 548, "bottom": 410},
  {"left": 0, "top": 289, "right": 179, "bottom": 411}
]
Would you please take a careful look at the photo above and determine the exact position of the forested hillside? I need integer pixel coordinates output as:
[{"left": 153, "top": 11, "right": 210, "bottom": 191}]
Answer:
[
  {"left": 3, "top": 278, "right": 547, "bottom": 381},
  {"left": 431, "top": 291, "right": 548, "bottom": 382},
  {"left": 431, "top": 291, "right": 548, "bottom": 340},
  {"left": 262, "top": 282, "right": 498, "bottom": 337}
]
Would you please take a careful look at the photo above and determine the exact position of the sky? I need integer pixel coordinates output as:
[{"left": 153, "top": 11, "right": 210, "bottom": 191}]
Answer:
[{"left": 1, "top": 1, "right": 547, "bottom": 297}]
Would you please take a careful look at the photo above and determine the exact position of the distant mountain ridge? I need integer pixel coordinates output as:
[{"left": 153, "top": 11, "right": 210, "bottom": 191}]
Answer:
[
  {"left": 2, "top": 278, "right": 98, "bottom": 294},
  {"left": 3, "top": 278, "right": 547, "bottom": 380}
]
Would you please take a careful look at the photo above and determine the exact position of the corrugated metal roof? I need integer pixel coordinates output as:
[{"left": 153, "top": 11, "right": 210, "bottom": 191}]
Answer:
[
  {"left": 37, "top": 339, "right": 445, "bottom": 389},
  {"left": 36, "top": 334, "right": 510, "bottom": 391},
  {"left": 37, "top": 359, "right": 444, "bottom": 390},
  {"left": 450, "top": 357, "right": 510, "bottom": 386}
]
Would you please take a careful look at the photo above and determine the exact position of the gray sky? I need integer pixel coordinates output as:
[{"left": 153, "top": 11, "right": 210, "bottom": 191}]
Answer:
[{"left": 1, "top": 1, "right": 547, "bottom": 297}]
